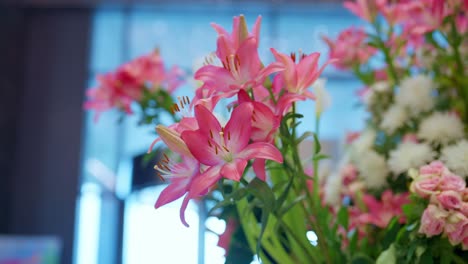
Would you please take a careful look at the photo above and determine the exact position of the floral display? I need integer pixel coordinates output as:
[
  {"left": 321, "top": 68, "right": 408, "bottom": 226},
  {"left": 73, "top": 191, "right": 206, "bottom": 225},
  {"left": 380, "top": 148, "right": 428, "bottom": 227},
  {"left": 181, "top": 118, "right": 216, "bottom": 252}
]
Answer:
[{"left": 85, "top": 0, "right": 468, "bottom": 262}]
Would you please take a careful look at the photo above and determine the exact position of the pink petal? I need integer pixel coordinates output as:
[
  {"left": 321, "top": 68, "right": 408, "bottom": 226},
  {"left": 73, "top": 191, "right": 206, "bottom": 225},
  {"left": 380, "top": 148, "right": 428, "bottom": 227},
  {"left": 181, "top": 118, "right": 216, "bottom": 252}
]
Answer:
[
  {"left": 252, "top": 16, "right": 262, "bottom": 46},
  {"left": 238, "top": 142, "right": 283, "bottom": 163},
  {"left": 216, "top": 35, "right": 235, "bottom": 65},
  {"left": 211, "top": 22, "right": 230, "bottom": 38},
  {"left": 270, "top": 48, "right": 298, "bottom": 89},
  {"left": 189, "top": 166, "right": 222, "bottom": 199},
  {"left": 194, "top": 64, "right": 236, "bottom": 92},
  {"left": 221, "top": 159, "right": 248, "bottom": 181},
  {"left": 182, "top": 130, "right": 222, "bottom": 166},
  {"left": 179, "top": 195, "right": 191, "bottom": 227},
  {"left": 194, "top": 104, "right": 223, "bottom": 138},
  {"left": 296, "top": 52, "right": 320, "bottom": 90},
  {"left": 225, "top": 103, "right": 253, "bottom": 153},
  {"left": 253, "top": 159, "right": 267, "bottom": 181},
  {"left": 237, "top": 37, "right": 262, "bottom": 80},
  {"left": 155, "top": 177, "right": 190, "bottom": 209}
]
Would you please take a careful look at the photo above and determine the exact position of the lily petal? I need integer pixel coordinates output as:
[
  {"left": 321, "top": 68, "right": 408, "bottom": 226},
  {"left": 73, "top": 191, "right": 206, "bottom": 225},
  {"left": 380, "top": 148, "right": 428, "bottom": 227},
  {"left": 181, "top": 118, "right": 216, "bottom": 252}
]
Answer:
[
  {"left": 155, "top": 177, "right": 190, "bottom": 209},
  {"left": 181, "top": 130, "right": 222, "bottom": 166},
  {"left": 224, "top": 103, "right": 253, "bottom": 152},
  {"left": 156, "top": 125, "right": 192, "bottom": 158},
  {"left": 252, "top": 159, "right": 267, "bottom": 181},
  {"left": 221, "top": 159, "right": 248, "bottom": 181},
  {"left": 238, "top": 142, "right": 283, "bottom": 163}
]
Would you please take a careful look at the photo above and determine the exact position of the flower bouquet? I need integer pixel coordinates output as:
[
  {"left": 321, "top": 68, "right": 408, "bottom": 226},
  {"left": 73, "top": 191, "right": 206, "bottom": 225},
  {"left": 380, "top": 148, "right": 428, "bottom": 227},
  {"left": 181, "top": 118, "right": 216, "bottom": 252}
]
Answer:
[{"left": 85, "top": 0, "right": 468, "bottom": 262}]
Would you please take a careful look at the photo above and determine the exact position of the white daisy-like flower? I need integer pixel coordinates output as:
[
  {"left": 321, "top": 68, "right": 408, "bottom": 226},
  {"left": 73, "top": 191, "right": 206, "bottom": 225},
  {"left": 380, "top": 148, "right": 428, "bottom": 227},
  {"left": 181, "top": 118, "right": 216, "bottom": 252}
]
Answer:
[
  {"left": 417, "top": 112, "right": 465, "bottom": 145},
  {"left": 380, "top": 105, "right": 408, "bottom": 134},
  {"left": 371, "top": 81, "right": 390, "bottom": 92},
  {"left": 387, "top": 142, "right": 436, "bottom": 175},
  {"left": 441, "top": 140, "right": 468, "bottom": 178},
  {"left": 312, "top": 78, "right": 331, "bottom": 117},
  {"left": 395, "top": 75, "right": 435, "bottom": 116},
  {"left": 350, "top": 129, "right": 377, "bottom": 159},
  {"left": 323, "top": 172, "right": 343, "bottom": 206},
  {"left": 356, "top": 150, "right": 389, "bottom": 189}
]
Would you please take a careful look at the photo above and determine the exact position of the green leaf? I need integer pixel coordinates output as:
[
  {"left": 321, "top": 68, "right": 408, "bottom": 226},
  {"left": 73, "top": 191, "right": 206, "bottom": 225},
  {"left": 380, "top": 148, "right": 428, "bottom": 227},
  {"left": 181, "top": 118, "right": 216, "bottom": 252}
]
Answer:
[
  {"left": 351, "top": 254, "right": 374, "bottom": 264},
  {"left": 418, "top": 249, "right": 434, "bottom": 264},
  {"left": 337, "top": 206, "right": 349, "bottom": 229},
  {"left": 207, "top": 188, "right": 248, "bottom": 216},
  {"left": 312, "top": 133, "right": 321, "bottom": 154}
]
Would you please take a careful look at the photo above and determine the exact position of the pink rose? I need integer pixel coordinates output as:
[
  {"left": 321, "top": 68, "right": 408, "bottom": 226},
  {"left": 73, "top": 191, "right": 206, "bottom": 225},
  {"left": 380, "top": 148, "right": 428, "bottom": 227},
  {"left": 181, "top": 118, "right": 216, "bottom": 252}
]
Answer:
[
  {"left": 445, "top": 212, "right": 468, "bottom": 246},
  {"left": 461, "top": 203, "right": 468, "bottom": 216},
  {"left": 419, "top": 161, "right": 445, "bottom": 176},
  {"left": 439, "top": 174, "right": 466, "bottom": 192},
  {"left": 410, "top": 176, "right": 441, "bottom": 198},
  {"left": 419, "top": 204, "right": 449, "bottom": 237},
  {"left": 436, "top": 190, "right": 463, "bottom": 210}
]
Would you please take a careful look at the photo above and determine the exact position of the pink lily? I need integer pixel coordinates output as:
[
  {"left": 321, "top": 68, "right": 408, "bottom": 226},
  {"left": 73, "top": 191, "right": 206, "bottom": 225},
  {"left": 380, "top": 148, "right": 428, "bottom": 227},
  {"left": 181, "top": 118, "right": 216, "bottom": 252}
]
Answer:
[
  {"left": 211, "top": 15, "right": 262, "bottom": 57},
  {"left": 153, "top": 125, "right": 201, "bottom": 227},
  {"left": 195, "top": 36, "right": 283, "bottom": 97},
  {"left": 359, "top": 191, "right": 410, "bottom": 228},
  {"left": 179, "top": 104, "right": 282, "bottom": 216},
  {"left": 344, "top": 0, "right": 379, "bottom": 22},
  {"left": 271, "top": 48, "right": 331, "bottom": 102},
  {"left": 323, "top": 27, "right": 376, "bottom": 70}
]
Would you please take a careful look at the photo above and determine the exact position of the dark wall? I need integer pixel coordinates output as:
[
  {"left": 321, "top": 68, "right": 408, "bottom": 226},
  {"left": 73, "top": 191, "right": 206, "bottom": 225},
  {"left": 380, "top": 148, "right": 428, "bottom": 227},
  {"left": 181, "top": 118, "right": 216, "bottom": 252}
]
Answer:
[
  {"left": 1, "top": 7, "right": 92, "bottom": 264},
  {"left": 0, "top": 7, "right": 25, "bottom": 235}
]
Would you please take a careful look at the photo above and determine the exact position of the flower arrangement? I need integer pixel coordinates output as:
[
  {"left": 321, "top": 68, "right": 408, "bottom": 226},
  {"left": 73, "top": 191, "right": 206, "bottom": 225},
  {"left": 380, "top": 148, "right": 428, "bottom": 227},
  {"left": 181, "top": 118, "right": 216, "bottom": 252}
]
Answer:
[{"left": 85, "top": 0, "right": 468, "bottom": 262}]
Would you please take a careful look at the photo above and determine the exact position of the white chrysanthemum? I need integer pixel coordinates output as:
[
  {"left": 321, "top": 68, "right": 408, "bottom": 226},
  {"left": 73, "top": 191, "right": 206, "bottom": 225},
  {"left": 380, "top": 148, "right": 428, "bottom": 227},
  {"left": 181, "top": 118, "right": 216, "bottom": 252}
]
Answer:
[
  {"left": 380, "top": 105, "right": 408, "bottom": 134},
  {"left": 371, "top": 81, "right": 390, "bottom": 92},
  {"left": 323, "top": 172, "right": 343, "bottom": 206},
  {"left": 356, "top": 150, "right": 389, "bottom": 189},
  {"left": 417, "top": 112, "right": 465, "bottom": 145},
  {"left": 312, "top": 78, "right": 331, "bottom": 117},
  {"left": 441, "top": 140, "right": 468, "bottom": 178},
  {"left": 388, "top": 142, "right": 436, "bottom": 175},
  {"left": 350, "top": 130, "right": 377, "bottom": 159},
  {"left": 395, "top": 75, "right": 435, "bottom": 116}
]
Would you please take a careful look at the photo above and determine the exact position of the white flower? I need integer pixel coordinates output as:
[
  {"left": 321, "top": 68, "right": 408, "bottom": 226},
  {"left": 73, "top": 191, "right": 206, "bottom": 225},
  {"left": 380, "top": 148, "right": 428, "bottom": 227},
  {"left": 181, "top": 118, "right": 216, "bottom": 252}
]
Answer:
[
  {"left": 323, "top": 172, "right": 343, "bottom": 206},
  {"left": 395, "top": 75, "right": 435, "bottom": 116},
  {"left": 312, "top": 78, "right": 331, "bottom": 117},
  {"left": 441, "top": 140, "right": 468, "bottom": 178},
  {"left": 350, "top": 129, "right": 377, "bottom": 161},
  {"left": 417, "top": 112, "right": 465, "bottom": 145},
  {"left": 380, "top": 105, "right": 408, "bottom": 134},
  {"left": 388, "top": 142, "right": 436, "bottom": 175},
  {"left": 371, "top": 81, "right": 390, "bottom": 92},
  {"left": 356, "top": 150, "right": 389, "bottom": 189}
]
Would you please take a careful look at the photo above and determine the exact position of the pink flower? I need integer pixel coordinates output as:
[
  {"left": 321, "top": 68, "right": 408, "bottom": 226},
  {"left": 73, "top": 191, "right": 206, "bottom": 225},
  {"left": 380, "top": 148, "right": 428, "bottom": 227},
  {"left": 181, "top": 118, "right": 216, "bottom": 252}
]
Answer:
[
  {"left": 437, "top": 190, "right": 463, "bottom": 210},
  {"left": 217, "top": 218, "right": 238, "bottom": 256},
  {"left": 237, "top": 90, "right": 280, "bottom": 143},
  {"left": 461, "top": 202, "right": 468, "bottom": 216},
  {"left": 85, "top": 51, "right": 184, "bottom": 120},
  {"left": 152, "top": 125, "right": 201, "bottom": 226},
  {"left": 270, "top": 48, "right": 330, "bottom": 101},
  {"left": 359, "top": 191, "right": 410, "bottom": 228},
  {"left": 177, "top": 103, "right": 283, "bottom": 226},
  {"left": 323, "top": 27, "right": 376, "bottom": 70},
  {"left": 439, "top": 173, "right": 466, "bottom": 192},
  {"left": 419, "top": 161, "right": 446, "bottom": 176},
  {"left": 195, "top": 37, "right": 283, "bottom": 99},
  {"left": 344, "top": 0, "right": 379, "bottom": 22},
  {"left": 211, "top": 15, "right": 262, "bottom": 56},
  {"left": 410, "top": 176, "right": 441, "bottom": 198},
  {"left": 419, "top": 204, "right": 449, "bottom": 237},
  {"left": 445, "top": 212, "right": 468, "bottom": 245}
]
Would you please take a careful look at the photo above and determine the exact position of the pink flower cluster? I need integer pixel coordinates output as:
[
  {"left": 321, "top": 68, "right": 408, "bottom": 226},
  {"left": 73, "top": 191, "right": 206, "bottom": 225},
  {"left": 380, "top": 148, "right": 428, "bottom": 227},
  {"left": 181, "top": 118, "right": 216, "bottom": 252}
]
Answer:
[
  {"left": 411, "top": 161, "right": 468, "bottom": 249},
  {"left": 85, "top": 50, "right": 184, "bottom": 119},
  {"left": 329, "top": 0, "right": 468, "bottom": 71},
  {"left": 153, "top": 15, "right": 331, "bottom": 226},
  {"left": 323, "top": 27, "right": 377, "bottom": 70}
]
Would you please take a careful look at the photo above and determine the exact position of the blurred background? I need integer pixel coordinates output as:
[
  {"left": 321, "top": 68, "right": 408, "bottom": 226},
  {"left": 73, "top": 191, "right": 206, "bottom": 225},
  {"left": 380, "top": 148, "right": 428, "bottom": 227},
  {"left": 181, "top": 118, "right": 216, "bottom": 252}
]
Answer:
[{"left": 0, "top": 1, "right": 366, "bottom": 263}]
